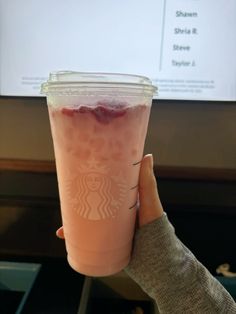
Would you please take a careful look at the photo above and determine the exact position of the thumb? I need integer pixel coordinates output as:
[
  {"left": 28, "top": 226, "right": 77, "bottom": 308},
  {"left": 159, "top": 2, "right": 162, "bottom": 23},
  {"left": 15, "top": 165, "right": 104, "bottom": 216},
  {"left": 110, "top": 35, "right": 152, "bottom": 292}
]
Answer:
[{"left": 138, "top": 154, "right": 164, "bottom": 227}]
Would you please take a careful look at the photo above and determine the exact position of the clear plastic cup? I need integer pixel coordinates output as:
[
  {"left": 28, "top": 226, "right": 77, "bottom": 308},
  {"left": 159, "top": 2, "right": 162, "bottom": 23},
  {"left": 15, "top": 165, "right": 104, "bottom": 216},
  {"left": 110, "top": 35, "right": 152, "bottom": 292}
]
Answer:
[{"left": 41, "top": 71, "right": 157, "bottom": 276}]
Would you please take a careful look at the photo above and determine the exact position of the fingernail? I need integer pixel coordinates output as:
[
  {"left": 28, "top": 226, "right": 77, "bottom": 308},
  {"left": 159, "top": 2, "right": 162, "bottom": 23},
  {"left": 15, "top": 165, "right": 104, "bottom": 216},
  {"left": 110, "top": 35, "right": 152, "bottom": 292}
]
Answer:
[{"left": 147, "top": 154, "right": 153, "bottom": 171}]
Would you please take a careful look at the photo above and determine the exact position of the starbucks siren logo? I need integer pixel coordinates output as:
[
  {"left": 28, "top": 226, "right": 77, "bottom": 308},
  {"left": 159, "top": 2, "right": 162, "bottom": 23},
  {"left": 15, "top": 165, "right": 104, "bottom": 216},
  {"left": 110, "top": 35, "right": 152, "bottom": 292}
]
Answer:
[{"left": 66, "top": 158, "right": 127, "bottom": 220}]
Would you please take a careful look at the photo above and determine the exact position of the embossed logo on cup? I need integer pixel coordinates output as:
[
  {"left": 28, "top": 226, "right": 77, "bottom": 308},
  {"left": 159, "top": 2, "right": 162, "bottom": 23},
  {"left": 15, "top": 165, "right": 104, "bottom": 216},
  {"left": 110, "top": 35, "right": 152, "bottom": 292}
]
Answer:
[{"left": 66, "top": 160, "right": 127, "bottom": 220}]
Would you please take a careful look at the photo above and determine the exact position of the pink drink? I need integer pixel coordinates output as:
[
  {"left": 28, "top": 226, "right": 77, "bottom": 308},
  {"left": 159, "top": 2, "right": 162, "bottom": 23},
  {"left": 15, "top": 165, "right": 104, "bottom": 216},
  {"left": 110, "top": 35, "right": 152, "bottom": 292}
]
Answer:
[
  {"left": 42, "top": 71, "right": 156, "bottom": 276},
  {"left": 48, "top": 101, "right": 151, "bottom": 276}
]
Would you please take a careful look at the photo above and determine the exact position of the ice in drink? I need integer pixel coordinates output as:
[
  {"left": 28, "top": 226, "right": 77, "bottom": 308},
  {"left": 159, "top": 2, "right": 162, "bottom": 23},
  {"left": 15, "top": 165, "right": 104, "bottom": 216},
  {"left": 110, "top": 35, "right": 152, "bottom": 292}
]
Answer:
[
  {"left": 41, "top": 71, "right": 157, "bottom": 276},
  {"left": 48, "top": 101, "right": 151, "bottom": 276}
]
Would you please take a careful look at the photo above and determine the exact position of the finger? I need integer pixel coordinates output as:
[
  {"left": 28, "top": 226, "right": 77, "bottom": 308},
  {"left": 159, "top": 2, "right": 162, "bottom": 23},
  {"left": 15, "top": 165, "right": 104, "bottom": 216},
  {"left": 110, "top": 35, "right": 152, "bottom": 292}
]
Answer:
[
  {"left": 56, "top": 226, "right": 65, "bottom": 239},
  {"left": 138, "top": 154, "right": 163, "bottom": 227}
]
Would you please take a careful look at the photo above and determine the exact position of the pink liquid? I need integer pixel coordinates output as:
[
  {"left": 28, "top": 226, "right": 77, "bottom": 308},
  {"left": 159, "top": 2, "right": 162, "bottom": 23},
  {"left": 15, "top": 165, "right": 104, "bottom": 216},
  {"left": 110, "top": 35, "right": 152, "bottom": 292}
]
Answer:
[{"left": 48, "top": 100, "right": 151, "bottom": 276}]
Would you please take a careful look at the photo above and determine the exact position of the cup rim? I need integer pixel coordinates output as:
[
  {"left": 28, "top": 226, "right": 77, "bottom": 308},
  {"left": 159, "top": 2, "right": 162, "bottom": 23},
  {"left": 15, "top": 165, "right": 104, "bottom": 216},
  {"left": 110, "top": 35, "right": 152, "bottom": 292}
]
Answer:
[{"left": 41, "top": 71, "right": 157, "bottom": 96}]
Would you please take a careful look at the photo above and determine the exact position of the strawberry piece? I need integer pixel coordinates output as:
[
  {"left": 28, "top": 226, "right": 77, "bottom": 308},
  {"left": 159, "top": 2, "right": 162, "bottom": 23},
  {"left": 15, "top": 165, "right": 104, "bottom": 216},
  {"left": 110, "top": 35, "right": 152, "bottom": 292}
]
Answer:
[
  {"left": 61, "top": 108, "right": 74, "bottom": 117},
  {"left": 92, "top": 105, "right": 127, "bottom": 124},
  {"left": 61, "top": 101, "right": 128, "bottom": 124}
]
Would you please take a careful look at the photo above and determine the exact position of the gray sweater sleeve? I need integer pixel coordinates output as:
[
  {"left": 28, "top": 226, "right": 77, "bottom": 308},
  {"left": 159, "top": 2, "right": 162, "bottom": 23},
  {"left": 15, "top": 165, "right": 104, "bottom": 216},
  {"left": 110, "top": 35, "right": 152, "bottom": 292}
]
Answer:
[{"left": 125, "top": 213, "right": 236, "bottom": 314}]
